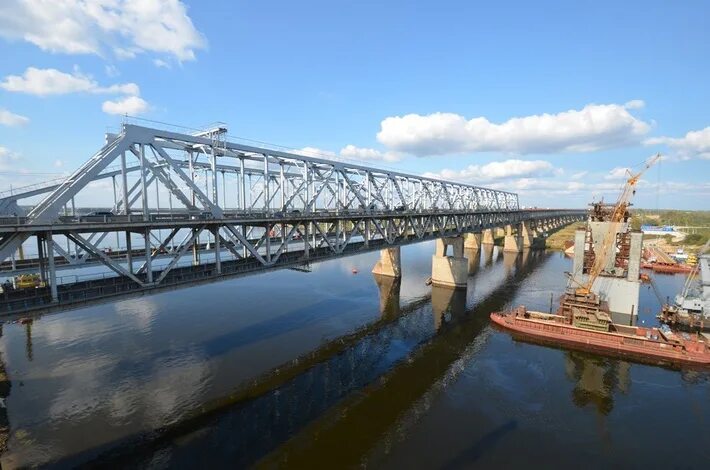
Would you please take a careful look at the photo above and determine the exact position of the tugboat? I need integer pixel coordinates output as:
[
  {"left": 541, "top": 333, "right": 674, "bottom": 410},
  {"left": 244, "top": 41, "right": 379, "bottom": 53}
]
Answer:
[{"left": 491, "top": 156, "right": 710, "bottom": 368}]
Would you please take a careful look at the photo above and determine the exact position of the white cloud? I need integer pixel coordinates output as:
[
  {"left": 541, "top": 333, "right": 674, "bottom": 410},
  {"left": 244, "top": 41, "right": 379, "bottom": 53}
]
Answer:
[
  {"left": 423, "top": 159, "right": 556, "bottom": 183},
  {"left": 53, "top": 159, "right": 64, "bottom": 168},
  {"left": 624, "top": 99, "right": 645, "bottom": 110},
  {"left": 340, "top": 144, "right": 401, "bottom": 162},
  {"left": 293, "top": 145, "right": 401, "bottom": 163},
  {"left": 1, "top": 67, "right": 139, "bottom": 96},
  {"left": 292, "top": 146, "right": 337, "bottom": 159},
  {"left": 376, "top": 102, "right": 651, "bottom": 156},
  {"left": 605, "top": 167, "right": 631, "bottom": 180},
  {"left": 153, "top": 59, "right": 171, "bottom": 69},
  {"left": 645, "top": 126, "right": 710, "bottom": 160},
  {"left": 0, "top": 107, "right": 29, "bottom": 126},
  {"left": 104, "top": 64, "right": 119, "bottom": 77},
  {"left": 102, "top": 96, "right": 149, "bottom": 115},
  {"left": 570, "top": 171, "right": 588, "bottom": 180},
  {"left": 0, "top": 0, "right": 206, "bottom": 61},
  {"left": 0, "top": 146, "right": 21, "bottom": 170}
]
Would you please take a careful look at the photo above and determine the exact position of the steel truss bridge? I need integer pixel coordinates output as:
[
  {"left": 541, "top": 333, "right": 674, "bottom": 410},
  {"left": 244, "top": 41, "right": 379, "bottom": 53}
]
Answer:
[{"left": 0, "top": 124, "right": 585, "bottom": 315}]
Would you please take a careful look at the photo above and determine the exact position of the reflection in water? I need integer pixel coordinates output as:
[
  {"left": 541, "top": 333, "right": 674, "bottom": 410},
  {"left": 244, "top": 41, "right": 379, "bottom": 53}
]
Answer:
[
  {"left": 24, "top": 323, "right": 32, "bottom": 362},
  {"left": 482, "top": 244, "right": 495, "bottom": 267},
  {"left": 465, "top": 248, "right": 480, "bottom": 275},
  {"left": 258, "top": 251, "right": 545, "bottom": 468},
  {"left": 564, "top": 351, "right": 631, "bottom": 416},
  {"left": 373, "top": 274, "right": 401, "bottom": 320},
  {"left": 441, "top": 420, "right": 518, "bottom": 470},
  {"left": 502, "top": 251, "right": 518, "bottom": 275},
  {"left": 2, "top": 245, "right": 707, "bottom": 468},
  {"left": 431, "top": 286, "right": 467, "bottom": 331}
]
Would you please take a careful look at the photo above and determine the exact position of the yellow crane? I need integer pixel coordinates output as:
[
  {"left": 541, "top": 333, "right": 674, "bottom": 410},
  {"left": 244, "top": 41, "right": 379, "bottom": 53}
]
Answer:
[{"left": 576, "top": 153, "right": 661, "bottom": 296}]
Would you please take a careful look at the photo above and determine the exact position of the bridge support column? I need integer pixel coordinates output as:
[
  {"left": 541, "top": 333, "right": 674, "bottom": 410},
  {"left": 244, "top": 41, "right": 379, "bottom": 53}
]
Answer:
[
  {"left": 46, "top": 231, "right": 58, "bottom": 302},
  {"left": 36, "top": 236, "right": 46, "bottom": 284},
  {"left": 572, "top": 228, "right": 586, "bottom": 279},
  {"left": 144, "top": 229, "right": 153, "bottom": 283},
  {"left": 213, "top": 227, "right": 221, "bottom": 274},
  {"left": 482, "top": 229, "right": 495, "bottom": 245},
  {"left": 465, "top": 247, "right": 480, "bottom": 275},
  {"left": 126, "top": 231, "right": 133, "bottom": 273},
  {"left": 372, "top": 247, "right": 401, "bottom": 278},
  {"left": 627, "top": 231, "right": 643, "bottom": 281},
  {"left": 431, "top": 237, "right": 468, "bottom": 289},
  {"left": 503, "top": 224, "right": 522, "bottom": 253},
  {"left": 520, "top": 221, "right": 533, "bottom": 249},
  {"left": 464, "top": 232, "right": 482, "bottom": 250}
]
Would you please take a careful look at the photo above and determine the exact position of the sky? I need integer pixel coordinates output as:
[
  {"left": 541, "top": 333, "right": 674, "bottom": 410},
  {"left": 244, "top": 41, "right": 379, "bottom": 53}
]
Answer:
[{"left": 0, "top": 0, "right": 708, "bottom": 209}]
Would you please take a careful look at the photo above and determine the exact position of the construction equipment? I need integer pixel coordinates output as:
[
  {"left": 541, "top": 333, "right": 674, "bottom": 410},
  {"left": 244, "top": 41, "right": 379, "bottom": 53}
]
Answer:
[
  {"left": 677, "top": 239, "right": 710, "bottom": 303},
  {"left": 575, "top": 154, "right": 661, "bottom": 296}
]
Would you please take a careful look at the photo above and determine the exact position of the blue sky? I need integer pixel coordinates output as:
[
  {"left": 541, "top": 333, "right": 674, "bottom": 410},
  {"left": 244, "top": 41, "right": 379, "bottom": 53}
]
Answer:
[{"left": 0, "top": 0, "right": 708, "bottom": 209}]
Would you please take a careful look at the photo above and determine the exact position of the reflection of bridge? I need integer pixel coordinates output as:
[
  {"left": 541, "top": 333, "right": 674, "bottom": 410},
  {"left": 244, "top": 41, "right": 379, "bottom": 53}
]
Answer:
[
  {"left": 0, "top": 124, "right": 585, "bottom": 315},
  {"left": 61, "top": 246, "right": 544, "bottom": 467}
]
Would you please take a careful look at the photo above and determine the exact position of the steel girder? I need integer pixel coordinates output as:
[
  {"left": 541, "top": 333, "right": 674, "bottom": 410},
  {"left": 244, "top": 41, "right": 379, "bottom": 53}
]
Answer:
[{"left": 0, "top": 124, "right": 523, "bottom": 262}]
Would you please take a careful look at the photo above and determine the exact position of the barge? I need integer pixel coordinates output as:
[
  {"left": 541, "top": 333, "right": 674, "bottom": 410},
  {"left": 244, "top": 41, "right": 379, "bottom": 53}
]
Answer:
[{"left": 491, "top": 303, "right": 710, "bottom": 367}]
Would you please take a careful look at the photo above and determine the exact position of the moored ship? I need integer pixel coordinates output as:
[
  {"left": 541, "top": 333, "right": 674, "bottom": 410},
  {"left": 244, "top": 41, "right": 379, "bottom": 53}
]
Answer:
[
  {"left": 490, "top": 155, "right": 710, "bottom": 368},
  {"left": 491, "top": 298, "right": 710, "bottom": 368}
]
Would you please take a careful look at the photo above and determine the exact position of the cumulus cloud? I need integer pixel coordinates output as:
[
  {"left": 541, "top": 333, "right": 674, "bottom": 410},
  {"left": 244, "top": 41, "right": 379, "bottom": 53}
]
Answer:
[
  {"left": 292, "top": 146, "right": 337, "bottom": 159},
  {"left": 604, "top": 167, "right": 631, "bottom": 180},
  {"left": 0, "top": 0, "right": 206, "bottom": 61},
  {"left": 645, "top": 126, "right": 710, "bottom": 160},
  {"left": 376, "top": 102, "right": 651, "bottom": 156},
  {"left": 153, "top": 59, "right": 171, "bottom": 69},
  {"left": 293, "top": 145, "right": 401, "bottom": 163},
  {"left": 102, "top": 95, "right": 149, "bottom": 115},
  {"left": 0, "top": 107, "right": 29, "bottom": 126},
  {"left": 1, "top": 67, "right": 139, "bottom": 96},
  {"left": 422, "top": 159, "right": 556, "bottom": 183},
  {"left": 340, "top": 144, "right": 401, "bottom": 162}
]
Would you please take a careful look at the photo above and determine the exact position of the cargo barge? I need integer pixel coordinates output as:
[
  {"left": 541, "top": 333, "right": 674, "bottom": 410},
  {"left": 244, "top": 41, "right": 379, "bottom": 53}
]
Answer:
[
  {"left": 491, "top": 156, "right": 710, "bottom": 368},
  {"left": 491, "top": 305, "right": 710, "bottom": 367}
]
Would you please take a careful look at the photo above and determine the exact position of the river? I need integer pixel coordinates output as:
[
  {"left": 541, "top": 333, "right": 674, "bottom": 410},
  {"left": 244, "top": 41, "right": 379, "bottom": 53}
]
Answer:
[{"left": 0, "top": 242, "right": 707, "bottom": 468}]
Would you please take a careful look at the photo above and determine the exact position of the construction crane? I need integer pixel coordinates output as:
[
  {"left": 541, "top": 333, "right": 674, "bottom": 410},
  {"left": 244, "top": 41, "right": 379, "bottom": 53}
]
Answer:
[
  {"left": 576, "top": 154, "right": 661, "bottom": 296},
  {"left": 678, "top": 238, "right": 710, "bottom": 300}
]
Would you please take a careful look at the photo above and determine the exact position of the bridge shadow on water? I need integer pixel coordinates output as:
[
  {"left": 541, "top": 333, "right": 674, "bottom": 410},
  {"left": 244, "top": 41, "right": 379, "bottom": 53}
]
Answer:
[{"left": 52, "top": 249, "right": 549, "bottom": 468}]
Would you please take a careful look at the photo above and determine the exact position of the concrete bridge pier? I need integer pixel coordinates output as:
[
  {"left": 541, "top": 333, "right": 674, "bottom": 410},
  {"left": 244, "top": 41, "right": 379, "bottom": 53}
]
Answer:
[
  {"left": 431, "top": 284, "right": 467, "bottom": 331},
  {"left": 503, "top": 224, "right": 522, "bottom": 253},
  {"left": 464, "top": 232, "right": 482, "bottom": 250},
  {"left": 372, "top": 247, "right": 401, "bottom": 278},
  {"left": 520, "top": 221, "right": 534, "bottom": 249},
  {"left": 481, "top": 228, "right": 495, "bottom": 245},
  {"left": 465, "top": 247, "right": 480, "bottom": 275},
  {"left": 431, "top": 237, "right": 468, "bottom": 289}
]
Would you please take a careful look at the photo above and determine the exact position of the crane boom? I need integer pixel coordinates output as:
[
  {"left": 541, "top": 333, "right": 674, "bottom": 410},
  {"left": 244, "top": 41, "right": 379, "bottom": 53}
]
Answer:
[{"left": 577, "top": 154, "right": 661, "bottom": 295}]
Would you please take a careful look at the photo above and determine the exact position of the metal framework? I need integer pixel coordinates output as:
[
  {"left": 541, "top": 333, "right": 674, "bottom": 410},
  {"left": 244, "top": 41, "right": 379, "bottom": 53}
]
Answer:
[{"left": 0, "top": 124, "right": 585, "bottom": 314}]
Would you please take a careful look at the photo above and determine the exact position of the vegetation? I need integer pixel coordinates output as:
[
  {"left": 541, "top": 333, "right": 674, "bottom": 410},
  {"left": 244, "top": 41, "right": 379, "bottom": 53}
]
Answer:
[
  {"left": 545, "top": 222, "right": 585, "bottom": 251},
  {"left": 631, "top": 209, "right": 710, "bottom": 248}
]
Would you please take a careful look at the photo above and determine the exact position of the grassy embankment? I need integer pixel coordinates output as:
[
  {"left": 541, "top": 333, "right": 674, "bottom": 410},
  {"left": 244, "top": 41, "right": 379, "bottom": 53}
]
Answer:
[
  {"left": 543, "top": 210, "right": 710, "bottom": 252},
  {"left": 631, "top": 209, "right": 710, "bottom": 249},
  {"left": 544, "top": 222, "right": 585, "bottom": 251}
]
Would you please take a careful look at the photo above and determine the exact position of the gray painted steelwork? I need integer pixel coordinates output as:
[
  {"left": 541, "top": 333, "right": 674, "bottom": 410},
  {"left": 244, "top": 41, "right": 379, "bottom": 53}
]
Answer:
[{"left": 0, "top": 124, "right": 585, "bottom": 314}]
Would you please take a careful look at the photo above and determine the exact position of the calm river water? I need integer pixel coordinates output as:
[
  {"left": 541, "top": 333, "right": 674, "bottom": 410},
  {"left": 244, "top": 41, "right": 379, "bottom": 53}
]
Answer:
[{"left": 0, "top": 242, "right": 707, "bottom": 468}]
